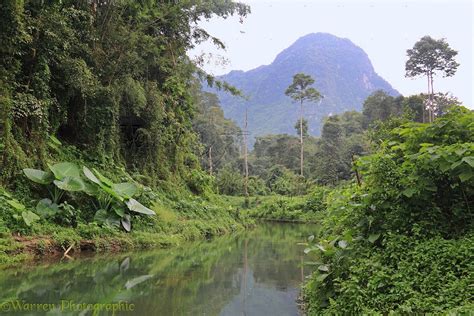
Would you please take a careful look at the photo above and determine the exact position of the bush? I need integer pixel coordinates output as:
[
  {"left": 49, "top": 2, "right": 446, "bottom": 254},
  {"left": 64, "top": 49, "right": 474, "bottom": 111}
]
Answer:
[{"left": 303, "top": 107, "right": 474, "bottom": 314}]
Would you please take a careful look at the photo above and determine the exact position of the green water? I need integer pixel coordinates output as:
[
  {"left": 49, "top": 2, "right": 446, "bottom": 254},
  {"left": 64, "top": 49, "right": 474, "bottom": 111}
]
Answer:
[{"left": 0, "top": 223, "right": 317, "bottom": 315}]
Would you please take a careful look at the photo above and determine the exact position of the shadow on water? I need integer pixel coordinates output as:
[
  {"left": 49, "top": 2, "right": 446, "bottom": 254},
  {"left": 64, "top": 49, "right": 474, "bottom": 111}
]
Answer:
[{"left": 0, "top": 223, "right": 319, "bottom": 315}]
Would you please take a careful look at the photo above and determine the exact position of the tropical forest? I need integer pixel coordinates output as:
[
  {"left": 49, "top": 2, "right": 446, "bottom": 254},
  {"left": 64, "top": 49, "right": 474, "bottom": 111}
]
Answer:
[{"left": 0, "top": 0, "right": 472, "bottom": 315}]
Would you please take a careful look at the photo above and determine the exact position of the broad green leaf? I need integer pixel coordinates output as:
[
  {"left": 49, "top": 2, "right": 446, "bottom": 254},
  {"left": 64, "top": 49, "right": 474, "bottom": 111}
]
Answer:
[
  {"left": 304, "top": 247, "right": 312, "bottom": 254},
  {"left": 450, "top": 160, "right": 463, "bottom": 170},
  {"left": 368, "top": 233, "right": 381, "bottom": 243},
  {"left": 53, "top": 177, "right": 85, "bottom": 192},
  {"left": 459, "top": 171, "right": 474, "bottom": 182},
  {"left": 402, "top": 188, "right": 417, "bottom": 198},
  {"left": 7, "top": 199, "right": 25, "bottom": 211},
  {"left": 23, "top": 168, "right": 54, "bottom": 185},
  {"left": 308, "top": 235, "right": 315, "bottom": 242},
  {"left": 113, "top": 183, "right": 138, "bottom": 198},
  {"left": 114, "top": 207, "right": 125, "bottom": 218},
  {"left": 49, "top": 162, "right": 80, "bottom": 179},
  {"left": 105, "top": 216, "right": 121, "bottom": 228},
  {"left": 462, "top": 156, "right": 474, "bottom": 167},
  {"left": 83, "top": 182, "right": 99, "bottom": 196},
  {"left": 83, "top": 166, "right": 101, "bottom": 185},
  {"left": 94, "top": 209, "right": 108, "bottom": 224},
  {"left": 316, "top": 273, "right": 330, "bottom": 282},
  {"left": 22, "top": 211, "right": 40, "bottom": 226},
  {"left": 121, "top": 214, "right": 131, "bottom": 232},
  {"left": 36, "top": 199, "right": 59, "bottom": 217},
  {"left": 126, "top": 198, "right": 155, "bottom": 215}
]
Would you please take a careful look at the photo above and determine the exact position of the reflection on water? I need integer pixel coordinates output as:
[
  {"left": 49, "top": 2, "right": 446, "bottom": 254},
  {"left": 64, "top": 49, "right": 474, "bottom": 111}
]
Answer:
[{"left": 0, "top": 223, "right": 318, "bottom": 315}]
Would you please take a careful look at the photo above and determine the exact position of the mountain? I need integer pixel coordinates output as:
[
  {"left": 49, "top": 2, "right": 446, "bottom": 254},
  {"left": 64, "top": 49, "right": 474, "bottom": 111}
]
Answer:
[{"left": 210, "top": 33, "right": 399, "bottom": 145}]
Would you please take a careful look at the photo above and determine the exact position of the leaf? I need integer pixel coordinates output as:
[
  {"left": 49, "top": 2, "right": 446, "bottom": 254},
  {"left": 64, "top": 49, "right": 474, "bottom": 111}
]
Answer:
[
  {"left": 7, "top": 199, "right": 25, "bottom": 211},
  {"left": 105, "top": 216, "right": 121, "bottom": 228},
  {"left": 49, "top": 135, "right": 62, "bottom": 146},
  {"left": 318, "top": 264, "right": 330, "bottom": 272},
  {"left": 83, "top": 166, "right": 101, "bottom": 185},
  {"left": 126, "top": 198, "right": 155, "bottom": 215},
  {"left": 304, "top": 247, "right": 312, "bottom": 254},
  {"left": 23, "top": 169, "right": 54, "bottom": 185},
  {"left": 368, "top": 233, "right": 381, "bottom": 244},
  {"left": 22, "top": 211, "right": 40, "bottom": 226},
  {"left": 49, "top": 162, "right": 81, "bottom": 179},
  {"left": 125, "top": 275, "right": 153, "bottom": 289},
  {"left": 94, "top": 209, "right": 108, "bottom": 224},
  {"left": 36, "top": 199, "right": 59, "bottom": 217},
  {"left": 461, "top": 156, "right": 474, "bottom": 167},
  {"left": 338, "top": 240, "right": 348, "bottom": 249},
  {"left": 316, "top": 273, "right": 330, "bottom": 282},
  {"left": 459, "top": 171, "right": 474, "bottom": 183},
  {"left": 114, "top": 207, "right": 125, "bottom": 218},
  {"left": 53, "top": 177, "right": 85, "bottom": 192},
  {"left": 83, "top": 182, "right": 99, "bottom": 196},
  {"left": 121, "top": 214, "right": 131, "bottom": 232},
  {"left": 113, "top": 183, "right": 138, "bottom": 198},
  {"left": 402, "top": 188, "right": 417, "bottom": 198},
  {"left": 308, "top": 235, "right": 315, "bottom": 242}
]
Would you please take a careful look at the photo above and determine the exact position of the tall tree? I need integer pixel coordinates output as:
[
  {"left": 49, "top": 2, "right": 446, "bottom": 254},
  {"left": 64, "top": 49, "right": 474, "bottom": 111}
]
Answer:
[
  {"left": 405, "top": 36, "right": 459, "bottom": 123},
  {"left": 285, "top": 73, "right": 322, "bottom": 177}
]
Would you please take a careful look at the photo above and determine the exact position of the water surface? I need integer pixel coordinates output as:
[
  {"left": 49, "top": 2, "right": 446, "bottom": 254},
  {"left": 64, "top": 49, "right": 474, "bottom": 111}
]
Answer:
[{"left": 0, "top": 223, "right": 317, "bottom": 315}]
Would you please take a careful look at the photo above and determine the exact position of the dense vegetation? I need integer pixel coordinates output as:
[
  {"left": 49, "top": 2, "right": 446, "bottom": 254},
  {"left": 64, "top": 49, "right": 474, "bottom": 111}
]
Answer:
[
  {"left": 301, "top": 107, "right": 473, "bottom": 314},
  {"left": 0, "top": 1, "right": 471, "bottom": 314},
  {"left": 0, "top": 0, "right": 252, "bottom": 265}
]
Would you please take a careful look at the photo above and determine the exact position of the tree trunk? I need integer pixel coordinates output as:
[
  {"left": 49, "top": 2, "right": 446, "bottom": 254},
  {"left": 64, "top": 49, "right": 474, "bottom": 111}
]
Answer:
[
  {"left": 300, "top": 100, "right": 304, "bottom": 177},
  {"left": 208, "top": 146, "right": 213, "bottom": 176},
  {"left": 243, "top": 108, "right": 249, "bottom": 197}
]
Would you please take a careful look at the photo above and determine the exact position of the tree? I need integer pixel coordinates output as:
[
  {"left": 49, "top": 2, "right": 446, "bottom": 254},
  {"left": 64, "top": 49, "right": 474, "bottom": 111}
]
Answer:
[
  {"left": 362, "top": 90, "right": 402, "bottom": 128},
  {"left": 405, "top": 36, "right": 459, "bottom": 123},
  {"left": 285, "top": 73, "right": 322, "bottom": 177}
]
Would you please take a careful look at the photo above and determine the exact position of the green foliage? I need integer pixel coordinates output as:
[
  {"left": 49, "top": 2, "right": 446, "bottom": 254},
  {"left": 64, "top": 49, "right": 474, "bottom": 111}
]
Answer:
[
  {"left": 216, "top": 165, "right": 244, "bottom": 196},
  {"left": 0, "top": 0, "right": 249, "bottom": 188},
  {"left": 406, "top": 36, "right": 459, "bottom": 79},
  {"left": 303, "top": 106, "right": 474, "bottom": 314}
]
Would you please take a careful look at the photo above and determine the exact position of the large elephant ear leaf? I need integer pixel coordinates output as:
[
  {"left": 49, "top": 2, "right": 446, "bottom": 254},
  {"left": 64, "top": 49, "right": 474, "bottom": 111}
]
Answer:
[
  {"left": 23, "top": 168, "right": 54, "bottom": 185},
  {"left": 49, "top": 162, "right": 80, "bottom": 180},
  {"left": 113, "top": 183, "right": 138, "bottom": 199},
  {"left": 126, "top": 198, "right": 155, "bottom": 215},
  {"left": 36, "top": 198, "right": 59, "bottom": 217},
  {"left": 53, "top": 176, "right": 86, "bottom": 192},
  {"left": 83, "top": 182, "right": 99, "bottom": 196},
  {"left": 83, "top": 166, "right": 101, "bottom": 185},
  {"left": 94, "top": 209, "right": 108, "bottom": 224}
]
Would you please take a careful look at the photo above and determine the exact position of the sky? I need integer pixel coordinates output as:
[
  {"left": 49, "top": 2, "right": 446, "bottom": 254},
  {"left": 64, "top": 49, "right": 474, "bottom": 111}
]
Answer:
[{"left": 189, "top": 0, "right": 473, "bottom": 108}]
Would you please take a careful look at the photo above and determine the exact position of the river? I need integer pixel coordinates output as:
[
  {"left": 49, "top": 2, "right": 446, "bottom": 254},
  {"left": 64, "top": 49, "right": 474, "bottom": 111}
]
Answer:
[{"left": 0, "top": 223, "right": 317, "bottom": 315}]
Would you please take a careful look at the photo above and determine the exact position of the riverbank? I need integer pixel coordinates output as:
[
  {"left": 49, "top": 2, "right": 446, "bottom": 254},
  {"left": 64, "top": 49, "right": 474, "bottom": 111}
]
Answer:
[{"left": 0, "top": 178, "right": 254, "bottom": 267}]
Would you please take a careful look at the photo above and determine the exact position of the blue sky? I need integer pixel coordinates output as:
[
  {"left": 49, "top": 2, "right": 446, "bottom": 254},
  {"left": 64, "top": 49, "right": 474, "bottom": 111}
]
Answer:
[{"left": 189, "top": 0, "right": 473, "bottom": 108}]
